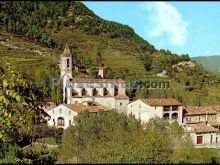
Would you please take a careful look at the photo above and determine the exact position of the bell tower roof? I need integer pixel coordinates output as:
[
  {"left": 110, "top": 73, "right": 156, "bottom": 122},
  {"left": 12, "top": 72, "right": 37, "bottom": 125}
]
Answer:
[{"left": 60, "top": 43, "right": 72, "bottom": 57}]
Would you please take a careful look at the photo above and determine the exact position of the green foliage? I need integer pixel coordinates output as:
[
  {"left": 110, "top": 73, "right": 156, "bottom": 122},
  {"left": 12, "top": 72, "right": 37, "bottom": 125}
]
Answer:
[
  {"left": 89, "top": 67, "right": 99, "bottom": 78},
  {"left": 0, "top": 58, "right": 53, "bottom": 161},
  {"left": 0, "top": 1, "right": 69, "bottom": 47},
  {"left": 20, "top": 144, "right": 58, "bottom": 164},
  {"left": 57, "top": 111, "right": 191, "bottom": 164},
  {"left": 82, "top": 56, "right": 92, "bottom": 68},
  {"left": 105, "top": 68, "right": 115, "bottom": 79},
  {"left": 135, "top": 87, "right": 149, "bottom": 99}
]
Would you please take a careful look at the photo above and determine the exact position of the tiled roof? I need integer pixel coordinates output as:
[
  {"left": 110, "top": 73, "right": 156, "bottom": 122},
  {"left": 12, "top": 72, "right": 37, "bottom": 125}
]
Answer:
[
  {"left": 141, "top": 98, "right": 182, "bottom": 106},
  {"left": 187, "top": 123, "right": 217, "bottom": 133},
  {"left": 208, "top": 121, "right": 220, "bottom": 126},
  {"left": 185, "top": 106, "right": 217, "bottom": 116},
  {"left": 64, "top": 102, "right": 109, "bottom": 113},
  {"left": 60, "top": 43, "right": 72, "bottom": 57},
  {"left": 211, "top": 105, "right": 220, "bottom": 112},
  {"left": 70, "top": 78, "right": 125, "bottom": 83}
]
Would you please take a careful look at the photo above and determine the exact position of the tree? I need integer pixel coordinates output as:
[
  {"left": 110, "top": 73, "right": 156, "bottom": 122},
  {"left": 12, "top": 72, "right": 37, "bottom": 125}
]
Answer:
[
  {"left": 105, "top": 68, "right": 114, "bottom": 79},
  {"left": 135, "top": 87, "right": 149, "bottom": 99},
  {"left": 89, "top": 67, "right": 98, "bottom": 78},
  {"left": 0, "top": 59, "right": 47, "bottom": 160},
  {"left": 58, "top": 112, "right": 190, "bottom": 164}
]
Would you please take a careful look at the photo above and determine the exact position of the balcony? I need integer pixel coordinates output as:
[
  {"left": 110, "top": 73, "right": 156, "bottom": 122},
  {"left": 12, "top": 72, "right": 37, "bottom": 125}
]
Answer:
[{"left": 172, "top": 106, "right": 179, "bottom": 111}]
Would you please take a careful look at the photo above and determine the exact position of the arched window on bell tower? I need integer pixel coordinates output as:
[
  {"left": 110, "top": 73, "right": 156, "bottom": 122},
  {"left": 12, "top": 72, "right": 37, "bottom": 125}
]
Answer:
[{"left": 67, "top": 59, "right": 70, "bottom": 68}]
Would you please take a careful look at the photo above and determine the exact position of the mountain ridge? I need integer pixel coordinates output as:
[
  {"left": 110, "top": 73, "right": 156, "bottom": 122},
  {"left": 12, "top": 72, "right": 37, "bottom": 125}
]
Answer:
[{"left": 192, "top": 55, "right": 220, "bottom": 74}]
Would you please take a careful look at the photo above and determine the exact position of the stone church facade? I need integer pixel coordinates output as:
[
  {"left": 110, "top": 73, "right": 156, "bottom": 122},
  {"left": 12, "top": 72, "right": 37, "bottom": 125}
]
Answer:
[{"left": 60, "top": 44, "right": 129, "bottom": 114}]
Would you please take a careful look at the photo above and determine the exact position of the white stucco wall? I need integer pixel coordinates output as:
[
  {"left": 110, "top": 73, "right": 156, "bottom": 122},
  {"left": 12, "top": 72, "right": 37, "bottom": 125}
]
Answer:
[
  {"left": 46, "top": 104, "right": 78, "bottom": 129},
  {"left": 127, "top": 100, "right": 164, "bottom": 123},
  {"left": 189, "top": 132, "right": 219, "bottom": 145},
  {"left": 127, "top": 100, "right": 182, "bottom": 124},
  {"left": 115, "top": 99, "right": 130, "bottom": 114}
]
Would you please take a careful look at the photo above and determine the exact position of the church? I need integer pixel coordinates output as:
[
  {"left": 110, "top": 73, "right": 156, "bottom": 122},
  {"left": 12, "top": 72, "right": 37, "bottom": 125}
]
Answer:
[
  {"left": 44, "top": 44, "right": 130, "bottom": 128},
  {"left": 60, "top": 43, "right": 129, "bottom": 114}
]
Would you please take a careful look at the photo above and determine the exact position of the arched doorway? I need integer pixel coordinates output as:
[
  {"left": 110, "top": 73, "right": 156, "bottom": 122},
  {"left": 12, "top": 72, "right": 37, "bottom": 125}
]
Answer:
[
  {"left": 104, "top": 88, "right": 109, "bottom": 96},
  {"left": 57, "top": 117, "right": 65, "bottom": 126},
  {"left": 82, "top": 88, "right": 87, "bottom": 96}
]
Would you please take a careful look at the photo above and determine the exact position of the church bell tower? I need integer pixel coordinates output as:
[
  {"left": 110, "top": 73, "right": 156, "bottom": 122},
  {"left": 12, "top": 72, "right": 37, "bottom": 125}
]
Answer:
[{"left": 60, "top": 43, "right": 72, "bottom": 104}]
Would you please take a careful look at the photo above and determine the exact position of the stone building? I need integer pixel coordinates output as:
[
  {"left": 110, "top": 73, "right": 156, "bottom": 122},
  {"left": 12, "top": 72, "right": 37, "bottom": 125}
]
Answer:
[{"left": 60, "top": 44, "right": 129, "bottom": 114}]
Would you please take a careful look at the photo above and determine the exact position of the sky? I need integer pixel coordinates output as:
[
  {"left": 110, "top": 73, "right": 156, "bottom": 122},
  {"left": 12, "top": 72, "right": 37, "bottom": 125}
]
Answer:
[{"left": 83, "top": 1, "right": 220, "bottom": 57}]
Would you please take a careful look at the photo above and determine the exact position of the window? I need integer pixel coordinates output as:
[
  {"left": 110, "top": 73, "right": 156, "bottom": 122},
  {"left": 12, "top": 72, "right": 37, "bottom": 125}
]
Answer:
[
  {"left": 120, "top": 102, "right": 122, "bottom": 106},
  {"left": 69, "top": 120, "right": 71, "bottom": 126},
  {"left": 57, "top": 117, "right": 65, "bottom": 126},
  {"left": 69, "top": 111, "right": 71, "bottom": 115},
  {"left": 67, "top": 59, "right": 70, "bottom": 67},
  {"left": 139, "top": 105, "right": 141, "bottom": 109},
  {"left": 60, "top": 109, "right": 62, "bottom": 114},
  {"left": 52, "top": 110, "right": 54, "bottom": 114},
  {"left": 131, "top": 105, "right": 132, "bottom": 108},
  {"left": 53, "top": 119, "right": 55, "bottom": 126},
  {"left": 172, "top": 106, "right": 178, "bottom": 111}
]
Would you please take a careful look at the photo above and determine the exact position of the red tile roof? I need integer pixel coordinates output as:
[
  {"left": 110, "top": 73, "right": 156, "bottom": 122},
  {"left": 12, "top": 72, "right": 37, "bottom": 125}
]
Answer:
[
  {"left": 187, "top": 123, "right": 217, "bottom": 133},
  {"left": 211, "top": 105, "right": 220, "bottom": 112},
  {"left": 141, "top": 98, "right": 182, "bottom": 106},
  {"left": 185, "top": 106, "right": 217, "bottom": 116}
]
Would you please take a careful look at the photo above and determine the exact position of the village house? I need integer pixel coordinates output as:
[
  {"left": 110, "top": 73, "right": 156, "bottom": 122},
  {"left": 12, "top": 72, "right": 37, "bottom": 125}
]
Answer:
[
  {"left": 182, "top": 105, "right": 220, "bottom": 146},
  {"left": 183, "top": 106, "right": 217, "bottom": 125},
  {"left": 185, "top": 123, "right": 220, "bottom": 146},
  {"left": 60, "top": 44, "right": 129, "bottom": 114},
  {"left": 127, "top": 98, "right": 183, "bottom": 124},
  {"left": 45, "top": 101, "right": 109, "bottom": 129}
]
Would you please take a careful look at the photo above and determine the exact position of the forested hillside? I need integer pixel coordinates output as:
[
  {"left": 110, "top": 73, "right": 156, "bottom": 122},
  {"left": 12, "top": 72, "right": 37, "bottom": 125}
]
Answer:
[{"left": 0, "top": 1, "right": 220, "bottom": 105}]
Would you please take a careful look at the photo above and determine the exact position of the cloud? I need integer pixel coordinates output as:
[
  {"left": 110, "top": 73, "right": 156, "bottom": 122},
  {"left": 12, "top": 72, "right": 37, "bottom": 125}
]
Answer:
[{"left": 141, "top": 2, "right": 188, "bottom": 46}]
